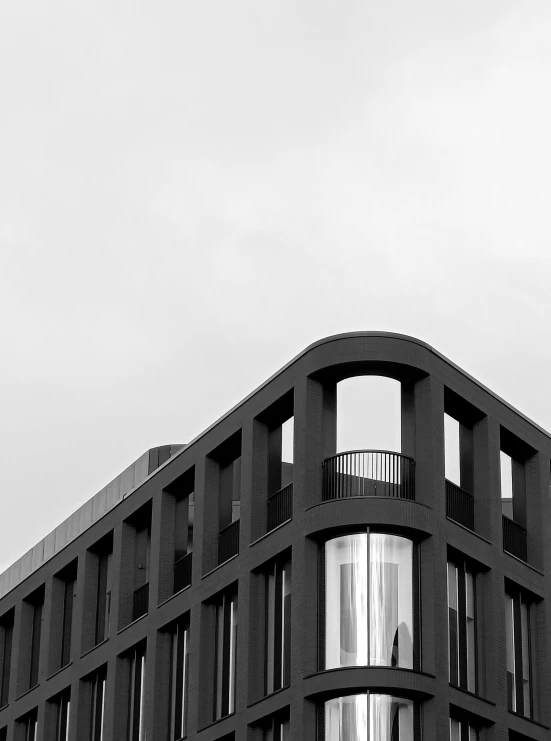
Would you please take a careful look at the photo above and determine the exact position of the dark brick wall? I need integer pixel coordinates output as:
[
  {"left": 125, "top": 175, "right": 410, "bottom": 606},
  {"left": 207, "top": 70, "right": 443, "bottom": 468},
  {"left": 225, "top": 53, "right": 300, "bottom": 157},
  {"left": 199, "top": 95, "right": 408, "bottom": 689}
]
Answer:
[{"left": 0, "top": 334, "right": 551, "bottom": 741}]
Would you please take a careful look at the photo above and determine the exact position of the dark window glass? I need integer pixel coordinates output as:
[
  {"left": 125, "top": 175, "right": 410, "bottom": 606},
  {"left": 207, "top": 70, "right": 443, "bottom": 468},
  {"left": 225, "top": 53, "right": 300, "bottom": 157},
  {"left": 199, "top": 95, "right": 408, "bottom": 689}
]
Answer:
[
  {"left": 126, "top": 644, "right": 146, "bottom": 741},
  {"left": 19, "top": 708, "right": 38, "bottom": 741},
  {"left": 53, "top": 689, "right": 70, "bottom": 741},
  {"left": 0, "top": 613, "right": 13, "bottom": 708},
  {"left": 89, "top": 666, "right": 106, "bottom": 741},
  {"left": 450, "top": 717, "right": 478, "bottom": 741},
  {"left": 0, "top": 726, "right": 6, "bottom": 741},
  {"left": 265, "top": 556, "right": 292, "bottom": 695},
  {"left": 168, "top": 616, "right": 190, "bottom": 740},
  {"left": 506, "top": 588, "right": 533, "bottom": 717},
  {"left": 447, "top": 558, "right": 476, "bottom": 692},
  {"left": 261, "top": 709, "right": 290, "bottom": 741},
  {"left": 95, "top": 552, "right": 111, "bottom": 645},
  {"left": 213, "top": 589, "right": 238, "bottom": 720},
  {"left": 29, "top": 601, "right": 43, "bottom": 689},
  {"left": 60, "top": 578, "right": 75, "bottom": 668}
]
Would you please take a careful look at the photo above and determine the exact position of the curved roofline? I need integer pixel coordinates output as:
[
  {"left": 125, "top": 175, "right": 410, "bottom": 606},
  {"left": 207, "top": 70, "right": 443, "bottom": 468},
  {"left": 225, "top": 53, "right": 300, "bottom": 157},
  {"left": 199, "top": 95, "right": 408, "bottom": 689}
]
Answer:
[{"left": 172, "top": 331, "right": 551, "bottom": 461}]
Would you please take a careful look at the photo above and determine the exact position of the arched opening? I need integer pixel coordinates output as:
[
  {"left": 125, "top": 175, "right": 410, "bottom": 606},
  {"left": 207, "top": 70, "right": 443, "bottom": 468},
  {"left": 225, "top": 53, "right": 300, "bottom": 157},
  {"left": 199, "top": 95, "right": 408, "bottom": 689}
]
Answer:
[{"left": 337, "top": 376, "right": 401, "bottom": 454}]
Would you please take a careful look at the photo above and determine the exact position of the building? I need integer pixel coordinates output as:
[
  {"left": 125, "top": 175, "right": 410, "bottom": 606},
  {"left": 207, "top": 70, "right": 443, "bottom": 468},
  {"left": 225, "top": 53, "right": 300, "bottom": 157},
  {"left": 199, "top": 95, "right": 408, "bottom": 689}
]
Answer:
[{"left": 0, "top": 331, "right": 550, "bottom": 741}]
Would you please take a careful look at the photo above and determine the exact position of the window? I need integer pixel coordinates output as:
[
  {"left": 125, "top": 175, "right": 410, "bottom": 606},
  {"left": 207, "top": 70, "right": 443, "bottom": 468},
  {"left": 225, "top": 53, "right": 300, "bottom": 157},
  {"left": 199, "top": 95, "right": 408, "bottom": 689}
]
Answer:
[
  {"left": 53, "top": 562, "right": 77, "bottom": 671},
  {"left": 259, "top": 708, "right": 290, "bottom": 741},
  {"left": 168, "top": 616, "right": 190, "bottom": 740},
  {"left": 25, "top": 589, "right": 44, "bottom": 690},
  {"left": 95, "top": 549, "right": 112, "bottom": 645},
  {"left": 87, "top": 666, "right": 106, "bottom": 741},
  {"left": 447, "top": 556, "right": 477, "bottom": 692},
  {"left": 213, "top": 588, "right": 238, "bottom": 721},
  {"left": 17, "top": 708, "right": 38, "bottom": 741},
  {"left": 264, "top": 555, "right": 292, "bottom": 695},
  {"left": 506, "top": 587, "right": 533, "bottom": 718},
  {"left": 51, "top": 689, "right": 71, "bottom": 741},
  {"left": 0, "top": 726, "right": 6, "bottom": 741},
  {"left": 323, "top": 533, "right": 415, "bottom": 670},
  {"left": 450, "top": 716, "right": 478, "bottom": 741},
  {"left": 321, "top": 693, "right": 417, "bottom": 741},
  {"left": 126, "top": 643, "right": 146, "bottom": 741},
  {"left": 0, "top": 610, "right": 13, "bottom": 708}
]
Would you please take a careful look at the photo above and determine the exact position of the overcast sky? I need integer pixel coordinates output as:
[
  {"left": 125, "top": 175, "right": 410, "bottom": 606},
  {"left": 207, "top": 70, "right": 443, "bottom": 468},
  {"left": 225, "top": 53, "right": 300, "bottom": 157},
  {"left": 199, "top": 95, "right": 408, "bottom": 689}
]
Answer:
[{"left": 1, "top": 1, "right": 551, "bottom": 575}]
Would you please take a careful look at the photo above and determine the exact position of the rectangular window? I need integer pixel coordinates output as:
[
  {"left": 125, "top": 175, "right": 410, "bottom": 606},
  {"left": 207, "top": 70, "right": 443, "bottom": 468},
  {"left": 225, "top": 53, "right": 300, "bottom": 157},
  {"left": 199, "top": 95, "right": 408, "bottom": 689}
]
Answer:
[
  {"left": 17, "top": 708, "right": 38, "bottom": 741},
  {"left": 0, "top": 726, "right": 6, "bottom": 741},
  {"left": 88, "top": 666, "right": 106, "bottom": 741},
  {"left": 126, "top": 644, "right": 146, "bottom": 741},
  {"left": 60, "top": 577, "right": 75, "bottom": 668},
  {"left": 506, "top": 587, "right": 533, "bottom": 717},
  {"left": 213, "top": 588, "right": 238, "bottom": 721},
  {"left": 265, "top": 556, "right": 292, "bottom": 695},
  {"left": 52, "top": 689, "right": 71, "bottom": 741},
  {"left": 450, "top": 717, "right": 478, "bottom": 741},
  {"left": 447, "top": 558, "right": 477, "bottom": 693},
  {"left": 95, "top": 551, "right": 112, "bottom": 645},
  {"left": 261, "top": 709, "right": 290, "bottom": 741},
  {"left": 0, "top": 611, "right": 13, "bottom": 708},
  {"left": 29, "top": 597, "right": 43, "bottom": 689},
  {"left": 168, "top": 616, "right": 190, "bottom": 740}
]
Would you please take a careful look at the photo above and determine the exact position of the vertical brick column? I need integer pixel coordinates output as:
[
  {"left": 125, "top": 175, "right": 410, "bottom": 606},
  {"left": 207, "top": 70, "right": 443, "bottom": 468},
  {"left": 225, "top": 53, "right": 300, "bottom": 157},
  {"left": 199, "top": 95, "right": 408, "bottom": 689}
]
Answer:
[
  {"left": 525, "top": 452, "right": 546, "bottom": 572},
  {"left": 413, "top": 374, "right": 448, "bottom": 739},
  {"left": 46, "top": 576, "right": 64, "bottom": 676},
  {"left": 37, "top": 581, "right": 52, "bottom": 688},
  {"left": 7, "top": 603, "right": 22, "bottom": 706},
  {"left": 142, "top": 626, "right": 159, "bottom": 740},
  {"left": 80, "top": 550, "right": 99, "bottom": 655},
  {"left": 71, "top": 554, "right": 87, "bottom": 659},
  {"left": 150, "top": 626, "right": 171, "bottom": 739}
]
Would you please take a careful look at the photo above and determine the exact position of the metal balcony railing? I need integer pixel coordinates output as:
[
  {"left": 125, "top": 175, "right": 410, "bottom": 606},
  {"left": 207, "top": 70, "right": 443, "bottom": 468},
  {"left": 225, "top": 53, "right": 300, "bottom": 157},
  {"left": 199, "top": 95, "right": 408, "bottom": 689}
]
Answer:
[
  {"left": 218, "top": 519, "right": 240, "bottom": 565},
  {"left": 173, "top": 552, "right": 193, "bottom": 594},
  {"left": 446, "top": 479, "right": 475, "bottom": 530},
  {"left": 322, "top": 450, "right": 415, "bottom": 501},
  {"left": 267, "top": 483, "right": 293, "bottom": 532},
  {"left": 502, "top": 515, "right": 528, "bottom": 562},
  {"left": 132, "top": 583, "right": 149, "bottom": 622}
]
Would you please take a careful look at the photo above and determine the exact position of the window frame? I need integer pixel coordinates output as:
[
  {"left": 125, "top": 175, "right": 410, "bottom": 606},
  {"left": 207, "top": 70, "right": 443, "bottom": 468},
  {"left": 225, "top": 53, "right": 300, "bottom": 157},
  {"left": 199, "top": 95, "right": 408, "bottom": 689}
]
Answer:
[{"left": 447, "top": 553, "right": 478, "bottom": 694}]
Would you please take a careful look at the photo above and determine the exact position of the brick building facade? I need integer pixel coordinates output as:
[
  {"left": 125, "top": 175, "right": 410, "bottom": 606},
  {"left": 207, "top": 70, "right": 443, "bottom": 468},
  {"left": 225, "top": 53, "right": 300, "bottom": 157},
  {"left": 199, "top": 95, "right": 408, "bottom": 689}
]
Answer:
[{"left": 0, "top": 332, "right": 550, "bottom": 741}]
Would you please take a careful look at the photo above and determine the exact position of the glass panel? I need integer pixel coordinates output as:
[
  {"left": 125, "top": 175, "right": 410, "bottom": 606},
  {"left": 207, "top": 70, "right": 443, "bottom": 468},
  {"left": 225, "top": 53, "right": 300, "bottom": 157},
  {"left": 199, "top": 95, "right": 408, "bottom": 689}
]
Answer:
[
  {"left": 282, "top": 561, "right": 292, "bottom": 687},
  {"left": 520, "top": 600, "right": 531, "bottom": 716},
  {"left": 215, "top": 604, "right": 225, "bottom": 719},
  {"left": 325, "top": 694, "right": 368, "bottom": 741},
  {"left": 229, "top": 594, "right": 238, "bottom": 714},
  {"left": 465, "top": 570, "right": 476, "bottom": 692},
  {"left": 325, "top": 535, "right": 368, "bottom": 668},
  {"left": 468, "top": 726, "right": 479, "bottom": 741},
  {"left": 444, "top": 414, "right": 461, "bottom": 485},
  {"left": 370, "top": 535, "right": 413, "bottom": 668},
  {"left": 266, "top": 568, "right": 276, "bottom": 694},
  {"left": 449, "top": 718, "right": 460, "bottom": 741},
  {"left": 370, "top": 694, "right": 413, "bottom": 741},
  {"left": 447, "top": 562, "right": 458, "bottom": 685},
  {"left": 505, "top": 594, "right": 516, "bottom": 711}
]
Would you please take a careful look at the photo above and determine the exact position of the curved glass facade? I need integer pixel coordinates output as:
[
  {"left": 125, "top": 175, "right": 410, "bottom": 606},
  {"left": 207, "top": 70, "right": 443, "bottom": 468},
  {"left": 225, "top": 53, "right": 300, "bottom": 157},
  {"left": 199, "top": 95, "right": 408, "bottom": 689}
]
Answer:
[
  {"left": 325, "top": 693, "right": 414, "bottom": 741},
  {"left": 325, "top": 533, "right": 414, "bottom": 669}
]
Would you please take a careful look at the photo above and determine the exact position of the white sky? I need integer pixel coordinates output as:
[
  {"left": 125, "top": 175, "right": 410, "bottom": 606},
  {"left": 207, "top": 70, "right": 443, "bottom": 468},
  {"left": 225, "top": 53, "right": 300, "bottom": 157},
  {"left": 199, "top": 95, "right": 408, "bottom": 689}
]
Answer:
[{"left": 2, "top": 1, "right": 551, "bottom": 574}]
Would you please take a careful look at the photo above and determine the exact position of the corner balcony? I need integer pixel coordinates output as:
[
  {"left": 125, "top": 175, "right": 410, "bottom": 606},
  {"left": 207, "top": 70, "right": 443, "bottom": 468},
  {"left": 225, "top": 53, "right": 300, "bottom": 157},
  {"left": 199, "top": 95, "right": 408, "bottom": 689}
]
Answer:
[{"left": 322, "top": 450, "right": 415, "bottom": 501}]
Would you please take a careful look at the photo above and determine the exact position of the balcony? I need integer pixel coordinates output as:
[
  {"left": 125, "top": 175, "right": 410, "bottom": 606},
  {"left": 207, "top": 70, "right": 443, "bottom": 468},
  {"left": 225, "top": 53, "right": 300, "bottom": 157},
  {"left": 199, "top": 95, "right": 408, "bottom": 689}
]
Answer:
[
  {"left": 132, "top": 582, "right": 149, "bottom": 622},
  {"left": 173, "top": 552, "right": 193, "bottom": 593},
  {"left": 267, "top": 483, "right": 293, "bottom": 532},
  {"left": 446, "top": 479, "right": 474, "bottom": 530},
  {"left": 502, "top": 515, "right": 527, "bottom": 562},
  {"left": 322, "top": 450, "right": 415, "bottom": 501},
  {"left": 218, "top": 519, "right": 240, "bottom": 564}
]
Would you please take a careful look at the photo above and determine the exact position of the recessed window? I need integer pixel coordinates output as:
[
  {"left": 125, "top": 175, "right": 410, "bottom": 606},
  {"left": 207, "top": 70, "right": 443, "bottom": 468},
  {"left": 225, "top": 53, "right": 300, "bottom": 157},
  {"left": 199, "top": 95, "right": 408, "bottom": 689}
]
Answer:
[
  {"left": 16, "top": 707, "right": 38, "bottom": 741},
  {"left": 0, "top": 609, "right": 14, "bottom": 708},
  {"left": 213, "top": 588, "right": 238, "bottom": 721},
  {"left": 321, "top": 693, "right": 417, "bottom": 741},
  {"left": 505, "top": 586, "right": 534, "bottom": 718},
  {"left": 168, "top": 615, "right": 190, "bottom": 740},
  {"left": 264, "top": 554, "right": 292, "bottom": 695},
  {"left": 447, "top": 556, "right": 477, "bottom": 693},
  {"left": 49, "top": 688, "right": 70, "bottom": 741},
  {"left": 449, "top": 716, "right": 478, "bottom": 741},
  {"left": 323, "top": 533, "right": 415, "bottom": 670},
  {"left": 85, "top": 665, "right": 107, "bottom": 741}
]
